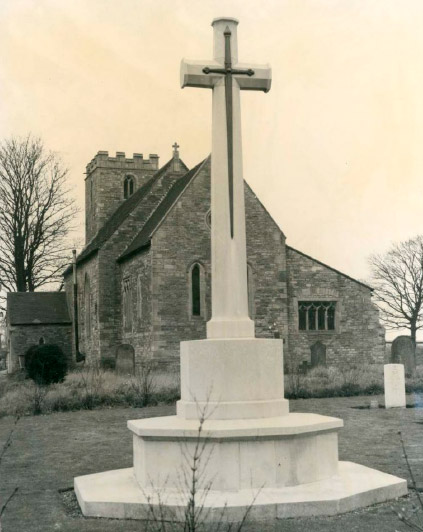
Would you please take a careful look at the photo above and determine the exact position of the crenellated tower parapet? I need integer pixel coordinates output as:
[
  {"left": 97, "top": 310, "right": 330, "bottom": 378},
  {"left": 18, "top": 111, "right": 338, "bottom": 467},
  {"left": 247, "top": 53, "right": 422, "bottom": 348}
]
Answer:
[
  {"left": 85, "top": 151, "right": 160, "bottom": 244},
  {"left": 86, "top": 151, "right": 159, "bottom": 175}
]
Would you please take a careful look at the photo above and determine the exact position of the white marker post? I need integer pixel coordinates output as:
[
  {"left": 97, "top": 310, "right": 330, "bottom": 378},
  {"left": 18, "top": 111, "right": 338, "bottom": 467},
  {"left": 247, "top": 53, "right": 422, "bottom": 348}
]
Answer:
[{"left": 384, "top": 364, "right": 406, "bottom": 408}]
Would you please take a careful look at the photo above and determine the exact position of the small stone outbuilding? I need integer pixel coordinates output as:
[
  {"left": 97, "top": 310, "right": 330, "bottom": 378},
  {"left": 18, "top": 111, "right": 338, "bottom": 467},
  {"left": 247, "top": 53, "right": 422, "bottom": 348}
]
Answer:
[{"left": 6, "top": 292, "right": 72, "bottom": 373}]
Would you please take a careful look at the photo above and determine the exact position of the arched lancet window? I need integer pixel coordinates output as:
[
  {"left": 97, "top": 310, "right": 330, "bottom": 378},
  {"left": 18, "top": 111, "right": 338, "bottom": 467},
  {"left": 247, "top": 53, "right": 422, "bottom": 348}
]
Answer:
[
  {"left": 189, "top": 263, "right": 205, "bottom": 318},
  {"left": 124, "top": 175, "right": 134, "bottom": 199},
  {"left": 247, "top": 264, "right": 255, "bottom": 319},
  {"left": 39, "top": 337, "right": 45, "bottom": 345},
  {"left": 84, "top": 274, "right": 91, "bottom": 339}
]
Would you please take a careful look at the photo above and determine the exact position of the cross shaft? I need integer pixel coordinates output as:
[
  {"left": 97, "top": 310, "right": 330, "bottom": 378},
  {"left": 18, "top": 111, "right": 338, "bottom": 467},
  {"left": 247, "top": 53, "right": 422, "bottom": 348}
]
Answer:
[{"left": 202, "top": 27, "right": 255, "bottom": 238}]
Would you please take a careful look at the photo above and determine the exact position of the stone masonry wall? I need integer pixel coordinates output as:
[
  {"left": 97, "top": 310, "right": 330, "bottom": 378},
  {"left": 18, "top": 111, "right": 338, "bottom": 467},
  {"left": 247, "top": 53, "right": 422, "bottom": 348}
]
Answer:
[
  {"left": 85, "top": 151, "right": 159, "bottom": 243},
  {"left": 95, "top": 167, "right": 185, "bottom": 365},
  {"left": 64, "top": 254, "right": 100, "bottom": 364},
  {"left": 148, "top": 160, "right": 289, "bottom": 369},
  {"left": 286, "top": 247, "right": 385, "bottom": 369},
  {"left": 8, "top": 324, "right": 72, "bottom": 372},
  {"left": 244, "top": 183, "right": 288, "bottom": 343},
  {"left": 149, "top": 160, "right": 212, "bottom": 368},
  {"left": 119, "top": 250, "right": 153, "bottom": 367}
]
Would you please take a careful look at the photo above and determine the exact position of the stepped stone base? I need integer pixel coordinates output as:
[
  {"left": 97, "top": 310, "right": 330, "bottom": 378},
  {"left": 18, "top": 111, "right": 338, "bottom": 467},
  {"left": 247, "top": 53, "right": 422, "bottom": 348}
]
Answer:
[
  {"left": 74, "top": 338, "right": 407, "bottom": 522},
  {"left": 128, "top": 413, "right": 343, "bottom": 490},
  {"left": 74, "top": 461, "right": 407, "bottom": 522}
]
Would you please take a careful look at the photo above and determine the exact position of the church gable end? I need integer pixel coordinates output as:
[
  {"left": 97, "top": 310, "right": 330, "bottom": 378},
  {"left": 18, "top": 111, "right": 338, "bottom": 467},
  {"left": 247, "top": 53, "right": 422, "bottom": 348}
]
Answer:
[{"left": 285, "top": 246, "right": 385, "bottom": 370}]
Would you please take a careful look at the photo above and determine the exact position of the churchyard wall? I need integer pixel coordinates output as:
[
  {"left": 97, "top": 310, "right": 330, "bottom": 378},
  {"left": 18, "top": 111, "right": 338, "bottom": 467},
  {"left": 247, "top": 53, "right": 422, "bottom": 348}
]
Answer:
[
  {"left": 286, "top": 247, "right": 385, "bottom": 369},
  {"left": 8, "top": 324, "right": 72, "bottom": 372}
]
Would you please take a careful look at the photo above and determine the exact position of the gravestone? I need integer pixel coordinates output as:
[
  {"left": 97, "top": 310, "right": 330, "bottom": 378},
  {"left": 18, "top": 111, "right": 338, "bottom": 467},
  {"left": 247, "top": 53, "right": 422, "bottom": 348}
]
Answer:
[
  {"left": 115, "top": 344, "right": 135, "bottom": 375},
  {"left": 391, "top": 335, "right": 415, "bottom": 375},
  {"left": 384, "top": 364, "right": 406, "bottom": 408},
  {"left": 310, "top": 341, "right": 326, "bottom": 367}
]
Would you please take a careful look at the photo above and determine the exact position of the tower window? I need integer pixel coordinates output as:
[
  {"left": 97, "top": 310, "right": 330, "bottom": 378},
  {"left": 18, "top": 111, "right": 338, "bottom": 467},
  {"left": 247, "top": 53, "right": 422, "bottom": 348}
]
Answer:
[
  {"left": 124, "top": 175, "right": 134, "bottom": 199},
  {"left": 298, "top": 301, "right": 336, "bottom": 331}
]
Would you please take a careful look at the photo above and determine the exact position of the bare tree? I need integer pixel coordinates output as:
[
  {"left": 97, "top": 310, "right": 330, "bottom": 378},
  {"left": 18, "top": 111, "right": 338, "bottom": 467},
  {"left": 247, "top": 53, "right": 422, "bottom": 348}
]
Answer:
[
  {"left": 0, "top": 135, "right": 77, "bottom": 303},
  {"left": 369, "top": 235, "right": 423, "bottom": 345}
]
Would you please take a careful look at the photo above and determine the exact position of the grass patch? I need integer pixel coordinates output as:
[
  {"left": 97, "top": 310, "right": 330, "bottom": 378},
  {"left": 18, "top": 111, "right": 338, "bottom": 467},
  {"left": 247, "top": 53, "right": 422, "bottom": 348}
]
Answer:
[
  {"left": 0, "top": 397, "right": 419, "bottom": 531},
  {"left": 0, "top": 365, "right": 180, "bottom": 418},
  {"left": 1, "top": 363, "right": 422, "bottom": 417},
  {"left": 284, "top": 364, "right": 423, "bottom": 399}
]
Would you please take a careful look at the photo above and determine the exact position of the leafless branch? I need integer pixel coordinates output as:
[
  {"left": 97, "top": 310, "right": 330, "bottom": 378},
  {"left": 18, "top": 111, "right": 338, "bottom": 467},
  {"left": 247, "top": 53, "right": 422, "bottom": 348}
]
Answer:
[
  {"left": 369, "top": 235, "right": 423, "bottom": 343},
  {"left": 0, "top": 135, "right": 78, "bottom": 302}
]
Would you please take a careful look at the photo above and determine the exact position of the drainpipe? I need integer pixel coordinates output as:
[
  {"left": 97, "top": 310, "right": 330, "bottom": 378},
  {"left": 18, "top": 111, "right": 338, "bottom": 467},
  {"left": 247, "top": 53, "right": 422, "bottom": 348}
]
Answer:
[{"left": 72, "top": 250, "right": 82, "bottom": 362}]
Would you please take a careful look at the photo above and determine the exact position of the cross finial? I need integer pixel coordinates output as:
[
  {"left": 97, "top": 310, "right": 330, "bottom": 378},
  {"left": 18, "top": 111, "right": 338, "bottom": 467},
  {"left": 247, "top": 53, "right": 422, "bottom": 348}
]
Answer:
[{"left": 172, "top": 142, "right": 180, "bottom": 157}]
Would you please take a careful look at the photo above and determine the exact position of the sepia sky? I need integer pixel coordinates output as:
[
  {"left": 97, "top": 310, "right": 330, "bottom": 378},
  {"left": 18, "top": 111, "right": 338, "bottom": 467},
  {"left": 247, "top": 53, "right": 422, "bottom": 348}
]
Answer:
[{"left": 1, "top": 0, "right": 423, "bottom": 289}]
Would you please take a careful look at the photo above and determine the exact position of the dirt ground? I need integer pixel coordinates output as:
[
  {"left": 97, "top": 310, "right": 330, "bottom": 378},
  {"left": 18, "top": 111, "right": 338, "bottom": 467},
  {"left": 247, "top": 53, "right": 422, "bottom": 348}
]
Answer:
[{"left": 0, "top": 395, "right": 422, "bottom": 531}]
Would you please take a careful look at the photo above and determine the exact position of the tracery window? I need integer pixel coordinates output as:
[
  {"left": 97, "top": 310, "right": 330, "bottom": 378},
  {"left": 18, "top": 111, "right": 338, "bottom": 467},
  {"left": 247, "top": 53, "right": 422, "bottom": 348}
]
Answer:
[
  {"left": 298, "top": 301, "right": 336, "bottom": 331},
  {"left": 124, "top": 175, "right": 134, "bottom": 199}
]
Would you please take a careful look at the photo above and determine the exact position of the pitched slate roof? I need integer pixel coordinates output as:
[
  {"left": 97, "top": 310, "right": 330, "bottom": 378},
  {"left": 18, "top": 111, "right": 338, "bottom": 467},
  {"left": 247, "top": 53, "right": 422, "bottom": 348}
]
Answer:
[
  {"left": 7, "top": 292, "right": 71, "bottom": 325},
  {"left": 64, "top": 157, "right": 188, "bottom": 275},
  {"left": 118, "top": 158, "right": 208, "bottom": 263}
]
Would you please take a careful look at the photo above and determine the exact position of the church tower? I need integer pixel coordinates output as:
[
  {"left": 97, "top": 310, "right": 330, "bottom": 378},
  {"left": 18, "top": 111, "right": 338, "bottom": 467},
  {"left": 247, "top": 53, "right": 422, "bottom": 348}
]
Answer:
[{"left": 85, "top": 151, "right": 160, "bottom": 243}]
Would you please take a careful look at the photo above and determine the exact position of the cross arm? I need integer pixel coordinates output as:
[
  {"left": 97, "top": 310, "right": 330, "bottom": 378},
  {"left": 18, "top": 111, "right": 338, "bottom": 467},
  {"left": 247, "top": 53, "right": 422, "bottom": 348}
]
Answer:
[
  {"left": 234, "top": 62, "right": 272, "bottom": 93},
  {"left": 180, "top": 59, "right": 219, "bottom": 89}
]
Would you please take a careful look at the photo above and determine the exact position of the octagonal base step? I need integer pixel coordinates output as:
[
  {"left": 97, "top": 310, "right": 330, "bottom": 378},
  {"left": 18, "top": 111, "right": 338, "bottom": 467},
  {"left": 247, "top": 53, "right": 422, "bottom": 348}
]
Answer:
[{"left": 75, "top": 461, "right": 407, "bottom": 521}]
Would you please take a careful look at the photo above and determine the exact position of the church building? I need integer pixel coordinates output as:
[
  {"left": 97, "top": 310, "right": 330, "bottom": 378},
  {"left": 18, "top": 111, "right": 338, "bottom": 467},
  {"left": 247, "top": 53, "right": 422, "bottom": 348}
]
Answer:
[{"left": 63, "top": 145, "right": 385, "bottom": 372}]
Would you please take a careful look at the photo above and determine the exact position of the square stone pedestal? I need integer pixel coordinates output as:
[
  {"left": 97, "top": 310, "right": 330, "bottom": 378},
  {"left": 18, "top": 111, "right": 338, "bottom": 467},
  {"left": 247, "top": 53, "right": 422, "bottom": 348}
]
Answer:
[{"left": 74, "top": 338, "right": 407, "bottom": 523}]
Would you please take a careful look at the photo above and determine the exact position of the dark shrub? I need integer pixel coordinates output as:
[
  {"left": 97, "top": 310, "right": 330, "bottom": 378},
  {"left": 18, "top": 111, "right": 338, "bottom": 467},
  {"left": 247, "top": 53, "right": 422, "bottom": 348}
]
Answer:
[
  {"left": 26, "top": 344, "right": 68, "bottom": 385},
  {"left": 25, "top": 345, "right": 39, "bottom": 371}
]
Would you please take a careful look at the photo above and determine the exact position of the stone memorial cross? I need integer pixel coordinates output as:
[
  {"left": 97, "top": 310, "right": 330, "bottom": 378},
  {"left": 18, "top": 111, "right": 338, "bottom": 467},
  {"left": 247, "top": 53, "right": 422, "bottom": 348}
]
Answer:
[{"left": 181, "top": 17, "right": 271, "bottom": 339}]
